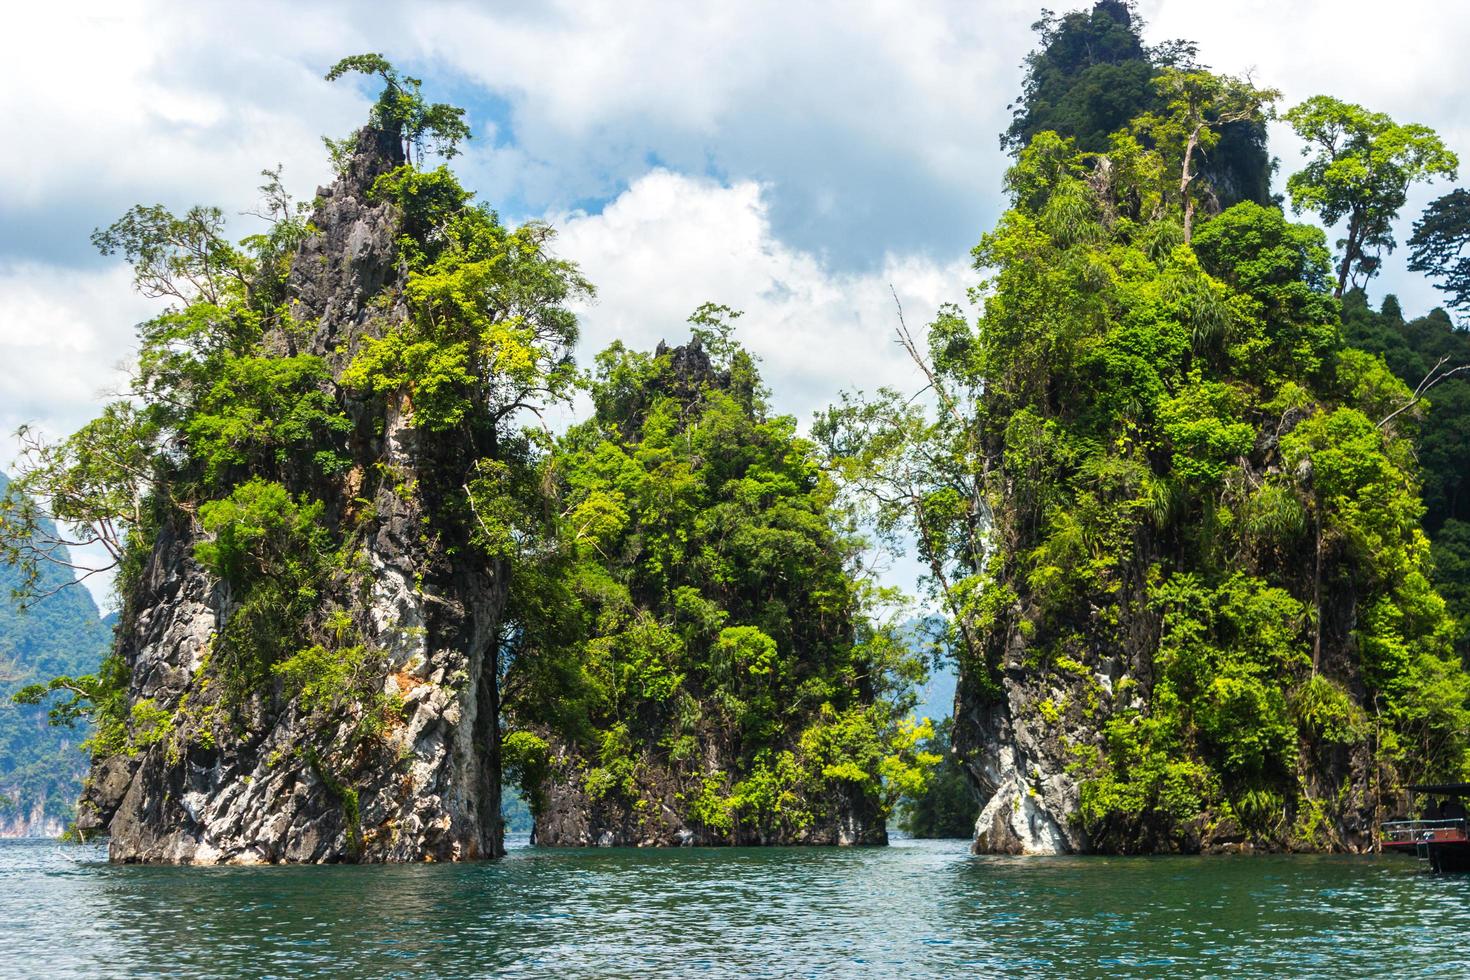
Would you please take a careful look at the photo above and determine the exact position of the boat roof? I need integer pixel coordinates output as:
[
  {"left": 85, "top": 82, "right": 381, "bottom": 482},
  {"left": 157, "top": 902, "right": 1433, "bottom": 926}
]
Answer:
[{"left": 1409, "top": 783, "right": 1470, "bottom": 795}]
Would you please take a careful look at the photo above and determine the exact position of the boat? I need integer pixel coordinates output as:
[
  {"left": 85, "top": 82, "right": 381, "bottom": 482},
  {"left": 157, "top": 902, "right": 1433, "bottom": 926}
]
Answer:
[{"left": 1381, "top": 783, "right": 1470, "bottom": 872}]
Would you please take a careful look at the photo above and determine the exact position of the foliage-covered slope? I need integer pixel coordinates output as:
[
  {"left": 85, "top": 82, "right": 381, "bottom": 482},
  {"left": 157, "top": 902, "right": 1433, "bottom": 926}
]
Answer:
[
  {"left": 1341, "top": 292, "right": 1470, "bottom": 651},
  {"left": 502, "top": 326, "right": 931, "bottom": 845}
]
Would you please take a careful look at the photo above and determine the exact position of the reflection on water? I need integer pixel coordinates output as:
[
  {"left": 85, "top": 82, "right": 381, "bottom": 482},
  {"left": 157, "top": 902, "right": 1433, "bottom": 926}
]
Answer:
[{"left": 5, "top": 835, "right": 1466, "bottom": 977}]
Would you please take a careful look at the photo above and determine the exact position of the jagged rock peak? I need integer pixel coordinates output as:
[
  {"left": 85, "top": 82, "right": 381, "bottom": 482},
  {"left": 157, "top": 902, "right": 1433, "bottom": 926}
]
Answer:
[
  {"left": 653, "top": 337, "right": 731, "bottom": 404},
  {"left": 290, "top": 126, "right": 407, "bottom": 365},
  {"left": 325, "top": 125, "right": 406, "bottom": 201}
]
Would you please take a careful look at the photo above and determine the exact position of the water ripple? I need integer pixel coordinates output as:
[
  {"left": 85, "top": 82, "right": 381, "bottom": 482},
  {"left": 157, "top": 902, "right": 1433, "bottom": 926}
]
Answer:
[{"left": 2, "top": 837, "right": 1466, "bottom": 977}]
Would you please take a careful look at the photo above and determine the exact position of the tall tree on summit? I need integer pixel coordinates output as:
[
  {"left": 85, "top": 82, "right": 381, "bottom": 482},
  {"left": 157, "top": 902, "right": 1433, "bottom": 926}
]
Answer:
[
  {"left": 1285, "top": 95, "right": 1458, "bottom": 297},
  {"left": 325, "top": 54, "right": 470, "bottom": 165},
  {"left": 1133, "top": 69, "right": 1278, "bottom": 241},
  {"left": 1409, "top": 189, "right": 1470, "bottom": 311}
]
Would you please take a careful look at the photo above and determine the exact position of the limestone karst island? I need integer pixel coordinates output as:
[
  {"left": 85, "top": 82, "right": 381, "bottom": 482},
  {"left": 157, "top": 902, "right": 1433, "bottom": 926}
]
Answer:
[{"left": 3, "top": 2, "right": 1470, "bottom": 975}]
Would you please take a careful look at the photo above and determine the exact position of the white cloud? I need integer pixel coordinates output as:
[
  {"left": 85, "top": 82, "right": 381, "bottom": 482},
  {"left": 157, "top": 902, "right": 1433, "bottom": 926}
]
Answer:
[
  {"left": 8, "top": 0, "right": 1469, "bottom": 289},
  {"left": 405, "top": 0, "right": 1028, "bottom": 262},
  {"left": 5, "top": 0, "right": 1470, "bottom": 605},
  {"left": 550, "top": 170, "right": 971, "bottom": 426},
  {"left": 1, "top": 1, "right": 372, "bottom": 264},
  {"left": 0, "top": 262, "right": 159, "bottom": 452}
]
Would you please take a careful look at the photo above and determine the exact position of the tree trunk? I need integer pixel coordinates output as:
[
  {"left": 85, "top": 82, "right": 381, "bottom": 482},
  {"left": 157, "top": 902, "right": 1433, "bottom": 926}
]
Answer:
[
  {"left": 1181, "top": 128, "right": 1201, "bottom": 243},
  {"left": 1334, "top": 216, "right": 1362, "bottom": 298}
]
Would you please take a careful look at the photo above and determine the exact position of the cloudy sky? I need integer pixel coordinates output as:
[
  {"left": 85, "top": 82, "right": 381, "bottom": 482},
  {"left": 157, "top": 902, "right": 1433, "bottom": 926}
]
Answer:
[{"left": 3, "top": 0, "right": 1467, "bottom": 600}]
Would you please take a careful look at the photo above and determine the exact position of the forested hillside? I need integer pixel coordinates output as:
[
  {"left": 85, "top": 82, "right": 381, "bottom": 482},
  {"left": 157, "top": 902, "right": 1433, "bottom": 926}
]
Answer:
[
  {"left": 502, "top": 326, "right": 929, "bottom": 845},
  {"left": 0, "top": 473, "right": 112, "bottom": 836}
]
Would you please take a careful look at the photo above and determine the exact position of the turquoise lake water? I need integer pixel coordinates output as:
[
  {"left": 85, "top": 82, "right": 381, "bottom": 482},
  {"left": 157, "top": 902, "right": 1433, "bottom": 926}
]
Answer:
[{"left": 4, "top": 835, "right": 1467, "bottom": 977}]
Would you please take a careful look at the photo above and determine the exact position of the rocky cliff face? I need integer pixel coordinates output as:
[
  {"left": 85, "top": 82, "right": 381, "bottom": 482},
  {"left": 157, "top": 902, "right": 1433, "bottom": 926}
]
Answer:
[
  {"left": 953, "top": 575, "right": 1171, "bottom": 855},
  {"left": 953, "top": 428, "right": 1398, "bottom": 858},
  {"left": 956, "top": 680, "right": 1087, "bottom": 855},
  {"left": 0, "top": 801, "right": 68, "bottom": 839},
  {"left": 78, "top": 128, "right": 506, "bottom": 863}
]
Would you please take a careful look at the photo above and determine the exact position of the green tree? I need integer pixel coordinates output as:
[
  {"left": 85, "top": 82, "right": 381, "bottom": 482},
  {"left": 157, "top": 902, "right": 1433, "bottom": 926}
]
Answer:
[
  {"left": 325, "top": 54, "right": 470, "bottom": 164},
  {"left": 0, "top": 406, "right": 160, "bottom": 602},
  {"left": 1133, "top": 69, "right": 1278, "bottom": 241},
  {"left": 1285, "top": 95, "right": 1459, "bottom": 297},
  {"left": 1409, "top": 189, "right": 1470, "bottom": 311},
  {"left": 1341, "top": 292, "right": 1470, "bottom": 653},
  {"left": 335, "top": 160, "right": 589, "bottom": 436}
]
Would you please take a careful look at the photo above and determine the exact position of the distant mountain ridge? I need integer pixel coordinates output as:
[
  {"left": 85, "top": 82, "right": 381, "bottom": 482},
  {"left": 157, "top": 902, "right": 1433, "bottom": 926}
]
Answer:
[{"left": 0, "top": 472, "right": 112, "bottom": 837}]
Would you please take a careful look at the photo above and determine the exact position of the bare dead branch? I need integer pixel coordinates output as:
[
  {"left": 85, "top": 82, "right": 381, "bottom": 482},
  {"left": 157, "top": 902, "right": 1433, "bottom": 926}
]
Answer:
[{"left": 1378, "top": 356, "right": 1470, "bottom": 430}]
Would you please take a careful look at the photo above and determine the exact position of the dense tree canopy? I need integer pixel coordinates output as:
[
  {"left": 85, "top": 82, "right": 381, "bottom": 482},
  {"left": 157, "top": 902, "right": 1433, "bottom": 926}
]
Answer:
[
  {"left": 1285, "top": 96, "right": 1459, "bottom": 296},
  {"left": 1004, "top": 1, "right": 1274, "bottom": 211},
  {"left": 501, "top": 320, "right": 933, "bottom": 840}
]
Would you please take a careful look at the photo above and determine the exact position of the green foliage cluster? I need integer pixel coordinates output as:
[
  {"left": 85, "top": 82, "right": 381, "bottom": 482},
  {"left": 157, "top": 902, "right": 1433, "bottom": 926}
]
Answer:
[
  {"left": 1285, "top": 96, "right": 1458, "bottom": 296},
  {"left": 194, "top": 479, "right": 333, "bottom": 694},
  {"left": 896, "top": 718, "right": 976, "bottom": 839},
  {"left": 501, "top": 324, "right": 931, "bottom": 839},
  {"left": 1003, "top": 1, "right": 1273, "bottom": 209},
  {"left": 340, "top": 164, "right": 587, "bottom": 433},
  {"left": 1340, "top": 292, "right": 1470, "bottom": 651},
  {"left": 325, "top": 54, "right": 470, "bottom": 165},
  {"left": 986, "top": 138, "right": 1467, "bottom": 843}
]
